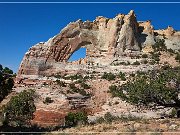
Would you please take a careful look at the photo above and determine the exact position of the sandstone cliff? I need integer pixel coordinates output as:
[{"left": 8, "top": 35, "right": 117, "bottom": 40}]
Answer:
[{"left": 17, "top": 10, "right": 180, "bottom": 79}]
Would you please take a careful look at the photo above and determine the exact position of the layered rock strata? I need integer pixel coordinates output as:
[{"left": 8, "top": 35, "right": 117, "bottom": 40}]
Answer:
[{"left": 17, "top": 10, "right": 180, "bottom": 79}]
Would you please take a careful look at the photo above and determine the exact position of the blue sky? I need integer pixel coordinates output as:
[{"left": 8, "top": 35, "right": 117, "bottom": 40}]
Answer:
[{"left": 0, "top": 2, "right": 180, "bottom": 72}]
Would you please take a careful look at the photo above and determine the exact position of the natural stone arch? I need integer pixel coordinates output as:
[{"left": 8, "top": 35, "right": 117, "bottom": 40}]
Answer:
[
  {"left": 49, "top": 25, "right": 99, "bottom": 63},
  {"left": 67, "top": 41, "right": 93, "bottom": 62}
]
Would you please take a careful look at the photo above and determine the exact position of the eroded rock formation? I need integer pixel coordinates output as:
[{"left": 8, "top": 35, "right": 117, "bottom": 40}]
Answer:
[{"left": 17, "top": 10, "right": 180, "bottom": 79}]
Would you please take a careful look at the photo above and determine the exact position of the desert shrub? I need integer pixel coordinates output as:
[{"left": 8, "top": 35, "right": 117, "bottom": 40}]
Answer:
[
  {"left": 3, "top": 89, "right": 36, "bottom": 127},
  {"left": 142, "top": 60, "right": 148, "bottom": 64},
  {"left": 137, "top": 55, "right": 141, "bottom": 59},
  {"left": 127, "top": 61, "right": 131, "bottom": 65},
  {"left": 149, "top": 60, "right": 156, "bottom": 65},
  {"left": 96, "top": 117, "right": 105, "bottom": 124},
  {"left": 117, "top": 114, "right": 142, "bottom": 122},
  {"left": 119, "top": 62, "right": 127, "bottom": 65},
  {"left": 109, "top": 85, "right": 126, "bottom": 99},
  {"left": 118, "top": 72, "right": 126, "bottom": 81},
  {"left": 69, "top": 83, "right": 87, "bottom": 96},
  {"left": 69, "top": 83, "right": 79, "bottom": 93},
  {"left": 132, "top": 61, "right": 140, "bottom": 65},
  {"left": 43, "top": 97, "right": 53, "bottom": 104},
  {"left": 80, "top": 82, "right": 90, "bottom": 89},
  {"left": 2, "top": 67, "right": 13, "bottom": 74},
  {"left": 161, "top": 64, "right": 171, "bottom": 70},
  {"left": 130, "top": 73, "right": 135, "bottom": 77},
  {"left": 101, "top": 72, "right": 116, "bottom": 81},
  {"left": 117, "top": 68, "right": 180, "bottom": 109},
  {"left": 0, "top": 64, "right": 2, "bottom": 71},
  {"left": 69, "top": 83, "right": 77, "bottom": 90},
  {"left": 67, "top": 89, "right": 73, "bottom": 94},
  {"left": 104, "top": 112, "right": 115, "bottom": 123},
  {"left": 92, "top": 71, "right": 96, "bottom": 74},
  {"left": 0, "top": 65, "right": 14, "bottom": 101},
  {"left": 56, "top": 80, "right": 66, "bottom": 87},
  {"left": 142, "top": 54, "right": 148, "bottom": 58},
  {"left": 151, "top": 53, "right": 160, "bottom": 62},
  {"left": 65, "top": 112, "right": 88, "bottom": 127},
  {"left": 136, "top": 71, "right": 146, "bottom": 76},
  {"left": 75, "top": 79, "right": 83, "bottom": 84},
  {"left": 83, "top": 75, "right": 90, "bottom": 80},
  {"left": 169, "top": 108, "right": 177, "bottom": 118},
  {"left": 115, "top": 61, "right": 130, "bottom": 66},
  {"left": 78, "top": 89, "right": 87, "bottom": 96},
  {"left": 54, "top": 74, "right": 62, "bottom": 79},
  {"left": 175, "top": 53, "right": 180, "bottom": 63},
  {"left": 96, "top": 112, "right": 116, "bottom": 124},
  {"left": 66, "top": 74, "right": 83, "bottom": 80},
  {"left": 167, "top": 48, "right": 175, "bottom": 54},
  {"left": 96, "top": 113, "right": 142, "bottom": 124},
  {"left": 153, "top": 39, "right": 167, "bottom": 52}
]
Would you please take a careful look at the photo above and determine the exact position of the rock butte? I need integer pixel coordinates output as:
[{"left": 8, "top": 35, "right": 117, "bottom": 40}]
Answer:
[{"left": 17, "top": 10, "right": 180, "bottom": 82}]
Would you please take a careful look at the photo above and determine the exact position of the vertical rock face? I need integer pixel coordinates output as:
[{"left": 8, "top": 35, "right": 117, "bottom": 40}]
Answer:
[
  {"left": 17, "top": 10, "right": 180, "bottom": 78},
  {"left": 115, "top": 10, "right": 140, "bottom": 56},
  {"left": 139, "top": 20, "right": 155, "bottom": 47}
]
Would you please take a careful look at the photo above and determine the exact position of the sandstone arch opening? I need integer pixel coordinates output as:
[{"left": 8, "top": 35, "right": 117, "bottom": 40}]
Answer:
[{"left": 68, "top": 47, "right": 86, "bottom": 62}]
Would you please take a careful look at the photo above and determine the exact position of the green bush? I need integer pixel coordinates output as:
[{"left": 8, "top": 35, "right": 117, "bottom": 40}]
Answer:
[
  {"left": 43, "top": 97, "right": 53, "bottom": 104},
  {"left": 78, "top": 89, "right": 88, "bottom": 96},
  {"left": 104, "top": 112, "right": 115, "bottom": 123},
  {"left": 167, "top": 48, "right": 175, "bottom": 54},
  {"left": 96, "top": 113, "right": 142, "bottom": 124},
  {"left": 152, "top": 53, "right": 160, "bottom": 62},
  {"left": 119, "top": 62, "right": 127, "bottom": 65},
  {"left": 56, "top": 80, "right": 66, "bottom": 87},
  {"left": 80, "top": 82, "right": 90, "bottom": 89},
  {"left": 132, "top": 61, "right": 140, "bottom": 65},
  {"left": 153, "top": 39, "right": 167, "bottom": 52},
  {"left": 54, "top": 74, "right": 62, "bottom": 79},
  {"left": 2, "top": 67, "right": 13, "bottom": 74},
  {"left": 69, "top": 83, "right": 77, "bottom": 90},
  {"left": 149, "top": 60, "right": 156, "bottom": 65},
  {"left": 65, "top": 74, "right": 83, "bottom": 80},
  {"left": 0, "top": 64, "right": 3, "bottom": 71},
  {"left": 3, "top": 89, "right": 36, "bottom": 127},
  {"left": 142, "top": 60, "right": 148, "bottom": 64},
  {"left": 161, "top": 64, "right": 171, "bottom": 70},
  {"left": 130, "top": 73, "right": 135, "bottom": 77},
  {"left": 69, "top": 83, "right": 79, "bottom": 93},
  {"left": 117, "top": 114, "right": 142, "bottom": 122},
  {"left": 83, "top": 75, "right": 90, "bottom": 80},
  {"left": 101, "top": 72, "right": 116, "bottom": 81},
  {"left": 114, "top": 61, "right": 130, "bottom": 66},
  {"left": 96, "top": 117, "right": 105, "bottom": 124},
  {"left": 65, "top": 112, "right": 88, "bottom": 127},
  {"left": 175, "top": 53, "right": 180, "bottom": 63},
  {"left": 118, "top": 72, "right": 126, "bottom": 81},
  {"left": 170, "top": 108, "right": 177, "bottom": 118},
  {"left": 0, "top": 65, "right": 14, "bottom": 101},
  {"left": 117, "top": 68, "right": 180, "bottom": 108},
  {"left": 69, "top": 83, "right": 88, "bottom": 96},
  {"left": 109, "top": 85, "right": 126, "bottom": 99},
  {"left": 96, "top": 112, "right": 116, "bottom": 124},
  {"left": 142, "top": 54, "right": 148, "bottom": 58}
]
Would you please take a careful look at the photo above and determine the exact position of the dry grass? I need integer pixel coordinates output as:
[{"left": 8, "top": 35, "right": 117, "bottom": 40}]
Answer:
[{"left": 60, "top": 118, "right": 180, "bottom": 134}]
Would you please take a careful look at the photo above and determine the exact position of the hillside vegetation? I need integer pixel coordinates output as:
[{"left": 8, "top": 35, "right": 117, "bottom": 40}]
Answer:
[{"left": 0, "top": 64, "right": 14, "bottom": 102}]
